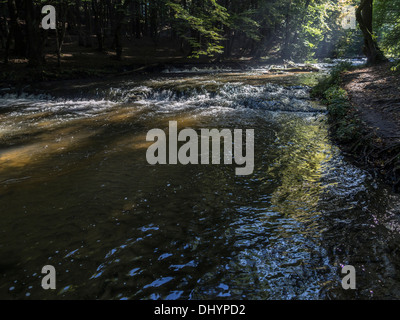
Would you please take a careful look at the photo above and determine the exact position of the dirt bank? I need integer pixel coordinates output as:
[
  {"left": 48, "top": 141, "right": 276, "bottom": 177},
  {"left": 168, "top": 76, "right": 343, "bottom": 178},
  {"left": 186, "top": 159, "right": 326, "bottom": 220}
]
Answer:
[{"left": 341, "top": 62, "right": 400, "bottom": 191}]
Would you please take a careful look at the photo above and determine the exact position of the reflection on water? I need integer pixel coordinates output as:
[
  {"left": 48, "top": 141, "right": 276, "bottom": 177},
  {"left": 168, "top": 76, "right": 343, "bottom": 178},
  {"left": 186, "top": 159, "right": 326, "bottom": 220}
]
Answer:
[{"left": 1, "top": 65, "right": 400, "bottom": 300}]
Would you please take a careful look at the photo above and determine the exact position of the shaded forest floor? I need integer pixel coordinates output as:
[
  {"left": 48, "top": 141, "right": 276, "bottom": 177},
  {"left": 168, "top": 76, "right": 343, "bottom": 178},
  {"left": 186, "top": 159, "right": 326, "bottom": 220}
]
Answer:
[
  {"left": 0, "top": 38, "right": 254, "bottom": 88},
  {"left": 341, "top": 62, "right": 400, "bottom": 190},
  {"left": 343, "top": 63, "right": 400, "bottom": 140}
]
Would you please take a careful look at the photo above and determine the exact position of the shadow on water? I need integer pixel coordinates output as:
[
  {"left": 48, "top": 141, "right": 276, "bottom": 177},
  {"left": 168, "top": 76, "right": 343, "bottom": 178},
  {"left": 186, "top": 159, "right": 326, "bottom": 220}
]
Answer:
[{"left": 1, "top": 65, "right": 400, "bottom": 300}]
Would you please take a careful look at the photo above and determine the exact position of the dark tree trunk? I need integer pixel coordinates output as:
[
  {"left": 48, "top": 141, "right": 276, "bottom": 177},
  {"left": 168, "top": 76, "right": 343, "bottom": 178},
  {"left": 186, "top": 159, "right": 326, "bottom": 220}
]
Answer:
[
  {"left": 56, "top": 4, "right": 68, "bottom": 68},
  {"left": 4, "top": 23, "right": 11, "bottom": 63},
  {"left": 281, "top": 1, "right": 292, "bottom": 60},
  {"left": 133, "top": 1, "right": 141, "bottom": 39},
  {"left": 114, "top": 0, "right": 131, "bottom": 60},
  {"left": 7, "top": 0, "right": 26, "bottom": 58},
  {"left": 223, "top": 27, "right": 235, "bottom": 58},
  {"left": 92, "top": 0, "right": 104, "bottom": 51},
  {"left": 25, "top": 0, "right": 44, "bottom": 66},
  {"left": 356, "top": 0, "right": 386, "bottom": 65},
  {"left": 76, "top": 0, "right": 85, "bottom": 46}
]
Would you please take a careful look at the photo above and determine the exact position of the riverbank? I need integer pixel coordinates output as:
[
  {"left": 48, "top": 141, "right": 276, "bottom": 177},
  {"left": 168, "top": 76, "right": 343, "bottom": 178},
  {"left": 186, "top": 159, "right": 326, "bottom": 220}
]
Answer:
[
  {"left": 313, "top": 62, "right": 400, "bottom": 191},
  {"left": 0, "top": 40, "right": 255, "bottom": 88},
  {"left": 1, "top": 39, "right": 327, "bottom": 89},
  {"left": 0, "top": 56, "right": 267, "bottom": 91}
]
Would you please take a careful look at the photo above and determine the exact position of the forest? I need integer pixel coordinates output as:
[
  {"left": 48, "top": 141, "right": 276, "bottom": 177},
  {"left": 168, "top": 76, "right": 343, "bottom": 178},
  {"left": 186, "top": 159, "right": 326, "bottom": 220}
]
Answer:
[{"left": 0, "top": 0, "right": 399, "bottom": 70}]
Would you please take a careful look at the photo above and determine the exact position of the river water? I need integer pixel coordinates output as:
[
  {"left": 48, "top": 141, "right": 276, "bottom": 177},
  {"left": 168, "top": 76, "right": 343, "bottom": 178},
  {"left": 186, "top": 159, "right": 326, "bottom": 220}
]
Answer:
[{"left": 1, "top": 63, "right": 400, "bottom": 300}]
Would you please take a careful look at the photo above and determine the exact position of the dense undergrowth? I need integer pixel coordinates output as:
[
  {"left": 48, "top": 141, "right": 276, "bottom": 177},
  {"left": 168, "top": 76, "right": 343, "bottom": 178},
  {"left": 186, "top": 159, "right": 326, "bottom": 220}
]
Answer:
[{"left": 311, "top": 62, "right": 367, "bottom": 144}]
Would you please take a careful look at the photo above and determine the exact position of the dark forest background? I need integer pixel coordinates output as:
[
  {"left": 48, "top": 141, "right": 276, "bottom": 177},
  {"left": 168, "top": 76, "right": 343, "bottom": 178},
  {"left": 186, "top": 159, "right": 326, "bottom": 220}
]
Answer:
[{"left": 0, "top": 0, "right": 399, "bottom": 71}]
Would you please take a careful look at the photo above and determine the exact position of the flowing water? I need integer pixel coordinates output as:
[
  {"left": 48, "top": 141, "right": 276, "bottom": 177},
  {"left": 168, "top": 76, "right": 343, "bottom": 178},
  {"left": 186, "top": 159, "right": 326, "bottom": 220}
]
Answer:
[{"left": 1, "top": 63, "right": 400, "bottom": 300}]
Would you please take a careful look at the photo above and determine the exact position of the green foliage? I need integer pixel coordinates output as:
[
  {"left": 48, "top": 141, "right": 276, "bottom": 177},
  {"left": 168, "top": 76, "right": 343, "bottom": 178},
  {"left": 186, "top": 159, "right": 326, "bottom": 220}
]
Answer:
[
  {"left": 294, "top": 1, "right": 335, "bottom": 61},
  {"left": 311, "top": 61, "right": 353, "bottom": 98},
  {"left": 5, "top": 0, "right": 399, "bottom": 62},
  {"left": 374, "top": 0, "right": 400, "bottom": 58},
  {"left": 165, "top": 0, "right": 363, "bottom": 61},
  {"left": 166, "top": 0, "right": 229, "bottom": 58},
  {"left": 338, "top": 33, "right": 364, "bottom": 57},
  {"left": 228, "top": 10, "right": 261, "bottom": 42},
  {"left": 311, "top": 61, "right": 362, "bottom": 143}
]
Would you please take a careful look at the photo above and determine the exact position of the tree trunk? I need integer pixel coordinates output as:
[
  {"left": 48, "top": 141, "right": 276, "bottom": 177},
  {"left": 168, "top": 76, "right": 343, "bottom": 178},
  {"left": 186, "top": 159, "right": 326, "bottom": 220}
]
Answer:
[
  {"left": 356, "top": 0, "right": 386, "bottom": 65},
  {"left": 7, "top": 0, "right": 26, "bottom": 58},
  {"left": 25, "top": 0, "right": 44, "bottom": 66},
  {"left": 56, "top": 5, "right": 67, "bottom": 68},
  {"left": 92, "top": 0, "right": 104, "bottom": 51},
  {"left": 281, "top": 1, "right": 292, "bottom": 60},
  {"left": 76, "top": 0, "right": 85, "bottom": 46}
]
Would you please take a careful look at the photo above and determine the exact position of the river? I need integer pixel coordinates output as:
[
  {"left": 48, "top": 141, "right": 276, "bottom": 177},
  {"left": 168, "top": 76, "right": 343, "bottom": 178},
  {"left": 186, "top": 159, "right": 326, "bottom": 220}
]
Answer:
[{"left": 1, "top": 62, "right": 400, "bottom": 300}]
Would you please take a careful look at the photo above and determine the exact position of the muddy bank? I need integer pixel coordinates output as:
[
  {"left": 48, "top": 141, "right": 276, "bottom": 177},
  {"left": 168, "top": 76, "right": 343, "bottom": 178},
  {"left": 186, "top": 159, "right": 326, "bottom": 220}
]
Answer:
[{"left": 340, "top": 63, "right": 400, "bottom": 191}]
